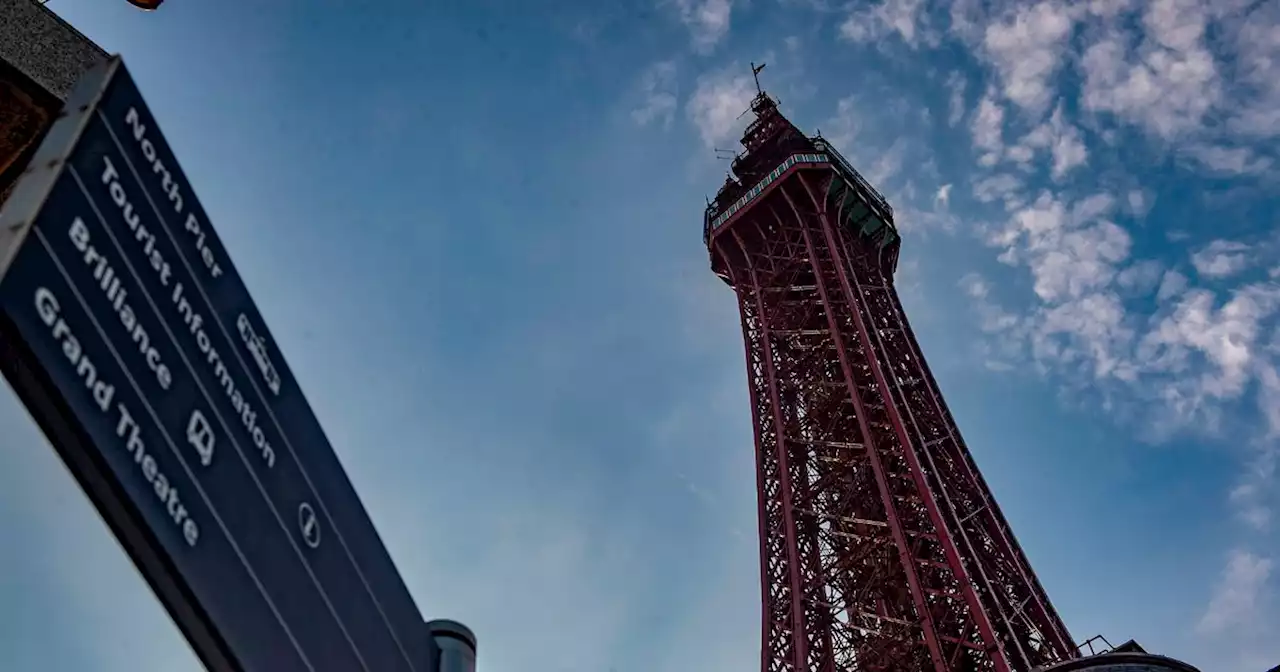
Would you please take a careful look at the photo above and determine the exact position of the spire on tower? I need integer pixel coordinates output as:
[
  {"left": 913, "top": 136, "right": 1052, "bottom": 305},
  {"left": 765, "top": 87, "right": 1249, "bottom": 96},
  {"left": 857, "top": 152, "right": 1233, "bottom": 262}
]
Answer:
[{"left": 751, "top": 62, "right": 767, "bottom": 95}]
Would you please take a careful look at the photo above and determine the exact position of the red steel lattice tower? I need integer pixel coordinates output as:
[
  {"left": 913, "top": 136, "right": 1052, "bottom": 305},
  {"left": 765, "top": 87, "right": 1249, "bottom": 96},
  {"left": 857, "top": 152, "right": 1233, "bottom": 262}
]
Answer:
[{"left": 703, "top": 83, "right": 1077, "bottom": 672}]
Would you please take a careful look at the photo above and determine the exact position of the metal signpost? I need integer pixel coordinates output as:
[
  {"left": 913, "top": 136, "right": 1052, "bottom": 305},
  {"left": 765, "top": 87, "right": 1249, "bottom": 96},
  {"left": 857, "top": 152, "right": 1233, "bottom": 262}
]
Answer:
[{"left": 0, "top": 55, "right": 445, "bottom": 672}]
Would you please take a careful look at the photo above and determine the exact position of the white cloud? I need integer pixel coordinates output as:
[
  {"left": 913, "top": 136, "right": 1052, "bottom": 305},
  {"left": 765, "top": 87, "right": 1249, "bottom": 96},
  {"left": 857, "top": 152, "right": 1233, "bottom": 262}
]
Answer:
[
  {"left": 1140, "top": 286, "right": 1280, "bottom": 396},
  {"left": 971, "top": 173, "right": 1024, "bottom": 207},
  {"left": 1116, "top": 259, "right": 1164, "bottom": 297},
  {"left": 883, "top": 186, "right": 954, "bottom": 234},
  {"left": 981, "top": 1, "right": 1079, "bottom": 113},
  {"left": 1008, "top": 103, "right": 1089, "bottom": 179},
  {"left": 958, "top": 273, "right": 1028, "bottom": 370},
  {"left": 1232, "top": 377, "right": 1280, "bottom": 531},
  {"left": 1034, "top": 291, "right": 1135, "bottom": 380},
  {"left": 687, "top": 68, "right": 757, "bottom": 148},
  {"left": 935, "top": 183, "right": 952, "bottom": 207},
  {"left": 1049, "top": 132, "right": 1087, "bottom": 179},
  {"left": 632, "top": 61, "right": 679, "bottom": 128},
  {"left": 968, "top": 179, "right": 1280, "bottom": 440},
  {"left": 1183, "top": 144, "right": 1274, "bottom": 176},
  {"left": 1228, "top": 1, "right": 1280, "bottom": 140},
  {"left": 946, "top": 71, "right": 967, "bottom": 126},
  {"left": 1127, "top": 188, "right": 1153, "bottom": 218},
  {"left": 1197, "top": 549, "right": 1274, "bottom": 635},
  {"left": 866, "top": 138, "right": 907, "bottom": 186},
  {"left": 1087, "top": 0, "right": 1136, "bottom": 19},
  {"left": 824, "top": 95, "right": 861, "bottom": 151},
  {"left": 1229, "top": 464, "right": 1274, "bottom": 531},
  {"left": 971, "top": 91, "right": 1006, "bottom": 165},
  {"left": 991, "top": 192, "right": 1131, "bottom": 304},
  {"left": 966, "top": 192, "right": 1149, "bottom": 382},
  {"left": 947, "top": 0, "right": 988, "bottom": 43},
  {"left": 1065, "top": 0, "right": 1280, "bottom": 180},
  {"left": 1156, "top": 269, "right": 1189, "bottom": 303},
  {"left": 673, "top": 0, "right": 734, "bottom": 53},
  {"left": 961, "top": 272, "right": 990, "bottom": 300},
  {"left": 839, "top": 0, "right": 938, "bottom": 48},
  {"left": 1261, "top": 364, "right": 1280, "bottom": 438},
  {"left": 1191, "top": 240, "right": 1253, "bottom": 279},
  {"left": 1080, "top": 0, "right": 1220, "bottom": 139}
]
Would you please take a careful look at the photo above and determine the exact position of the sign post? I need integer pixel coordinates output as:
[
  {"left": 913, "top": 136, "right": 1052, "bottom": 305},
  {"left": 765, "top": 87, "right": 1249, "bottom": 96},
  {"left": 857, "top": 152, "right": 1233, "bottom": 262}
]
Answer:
[{"left": 0, "top": 55, "right": 439, "bottom": 672}]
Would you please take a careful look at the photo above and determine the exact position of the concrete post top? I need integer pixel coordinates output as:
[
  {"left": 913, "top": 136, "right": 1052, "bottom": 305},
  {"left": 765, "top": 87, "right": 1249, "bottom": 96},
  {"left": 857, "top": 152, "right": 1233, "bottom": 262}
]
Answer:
[
  {"left": 0, "top": 0, "right": 106, "bottom": 101},
  {"left": 426, "top": 619, "right": 477, "bottom": 651}
]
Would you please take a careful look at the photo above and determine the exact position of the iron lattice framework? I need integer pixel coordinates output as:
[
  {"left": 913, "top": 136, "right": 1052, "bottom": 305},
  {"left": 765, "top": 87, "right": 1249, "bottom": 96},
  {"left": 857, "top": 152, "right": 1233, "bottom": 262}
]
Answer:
[{"left": 704, "top": 91, "right": 1076, "bottom": 672}]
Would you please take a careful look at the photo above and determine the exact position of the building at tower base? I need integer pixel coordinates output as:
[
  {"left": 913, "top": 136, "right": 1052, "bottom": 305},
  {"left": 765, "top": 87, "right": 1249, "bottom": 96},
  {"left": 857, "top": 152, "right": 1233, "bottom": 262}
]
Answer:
[{"left": 1035, "top": 640, "right": 1199, "bottom": 672}]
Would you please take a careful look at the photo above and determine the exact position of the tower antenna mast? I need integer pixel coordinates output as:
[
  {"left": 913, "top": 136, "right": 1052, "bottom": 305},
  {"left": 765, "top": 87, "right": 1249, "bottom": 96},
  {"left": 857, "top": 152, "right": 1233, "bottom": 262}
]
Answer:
[{"left": 751, "top": 62, "right": 767, "bottom": 95}]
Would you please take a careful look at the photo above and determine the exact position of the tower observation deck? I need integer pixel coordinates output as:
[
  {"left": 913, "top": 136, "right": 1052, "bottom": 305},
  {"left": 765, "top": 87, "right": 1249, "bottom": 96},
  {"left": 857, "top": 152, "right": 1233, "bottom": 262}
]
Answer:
[{"left": 703, "top": 81, "right": 1077, "bottom": 672}]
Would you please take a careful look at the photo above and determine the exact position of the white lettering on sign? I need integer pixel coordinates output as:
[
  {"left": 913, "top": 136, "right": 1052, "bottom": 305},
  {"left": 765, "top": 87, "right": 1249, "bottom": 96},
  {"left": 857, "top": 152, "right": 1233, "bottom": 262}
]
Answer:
[
  {"left": 171, "top": 280, "right": 276, "bottom": 470},
  {"left": 100, "top": 156, "right": 174, "bottom": 288},
  {"left": 186, "top": 408, "right": 216, "bottom": 467},
  {"left": 117, "top": 403, "right": 201, "bottom": 547},
  {"left": 298, "top": 502, "right": 321, "bottom": 549},
  {"left": 123, "top": 107, "right": 182, "bottom": 214},
  {"left": 67, "top": 216, "right": 172, "bottom": 391},
  {"left": 81, "top": 149, "right": 274, "bottom": 473},
  {"left": 237, "top": 313, "right": 281, "bottom": 396},
  {"left": 34, "top": 286, "right": 199, "bottom": 547},
  {"left": 35, "top": 286, "right": 116, "bottom": 411},
  {"left": 124, "top": 106, "right": 222, "bottom": 281}
]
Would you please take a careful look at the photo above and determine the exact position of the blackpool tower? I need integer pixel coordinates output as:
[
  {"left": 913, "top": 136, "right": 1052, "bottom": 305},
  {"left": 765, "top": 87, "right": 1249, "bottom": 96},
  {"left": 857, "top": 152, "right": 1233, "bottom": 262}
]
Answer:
[{"left": 703, "top": 73, "right": 1077, "bottom": 672}]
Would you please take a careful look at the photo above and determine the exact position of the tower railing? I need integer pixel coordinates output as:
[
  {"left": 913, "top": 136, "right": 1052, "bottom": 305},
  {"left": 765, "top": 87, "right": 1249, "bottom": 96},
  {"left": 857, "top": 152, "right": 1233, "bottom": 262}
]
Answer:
[
  {"left": 704, "top": 139, "right": 896, "bottom": 246},
  {"left": 703, "top": 152, "right": 831, "bottom": 243},
  {"left": 810, "top": 137, "right": 893, "bottom": 220}
]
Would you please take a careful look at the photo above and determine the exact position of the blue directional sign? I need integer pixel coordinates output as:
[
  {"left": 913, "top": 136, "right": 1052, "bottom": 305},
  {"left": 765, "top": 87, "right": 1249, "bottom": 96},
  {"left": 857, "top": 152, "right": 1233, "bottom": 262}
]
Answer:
[{"left": 0, "top": 56, "right": 435, "bottom": 672}]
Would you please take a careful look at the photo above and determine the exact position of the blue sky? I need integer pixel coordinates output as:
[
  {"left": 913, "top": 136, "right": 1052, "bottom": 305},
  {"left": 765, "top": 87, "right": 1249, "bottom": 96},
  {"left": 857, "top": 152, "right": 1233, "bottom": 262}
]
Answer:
[{"left": 0, "top": 0, "right": 1277, "bottom": 670}]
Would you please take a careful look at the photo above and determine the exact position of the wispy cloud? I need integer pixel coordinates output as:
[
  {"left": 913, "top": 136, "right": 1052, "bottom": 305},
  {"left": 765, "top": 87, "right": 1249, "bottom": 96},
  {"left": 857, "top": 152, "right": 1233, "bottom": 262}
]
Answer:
[
  {"left": 1077, "top": 0, "right": 1280, "bottom": 172},
  {"left": 980, "top": 1, "right": 1079, "bottom": 114},
  {"left": 1006, "top": 103, "right": 1089, "bottom": 180},
  {"left": 671, "top": 0, "right": 735, "bottom": 53},
  {"left": 1080, "top": 1, "right": 1219, "bottom": 139},
  {"left": 946, "top": 71, "right": 968, "bottom": 126},
  {"left": 687, "top": 65, "right": 756, "bottom": 148},
  {"left": 1183, "top": 144, "right": 1274, "bottom": 176},
  {"left": 839, "top": 0, "right": 939, "bottom": 49},
  {"left": 970, "top": 90, "right": 1006, "bottom": 166},
  {"left": 1197, "top": 549, "right": 1274, "bottom": 636},
  {"left": 1156, "top": 269, "right": 1189, "bottom": 303},
  {"left": 632, "top": 60, "right": 680, "bottom": 129},
  {"left": 1191, "top": 240, "right": 1254, "bottom": 280},
  {"left": 935, "top": 183, "right": 952, "bottom": 208}
]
